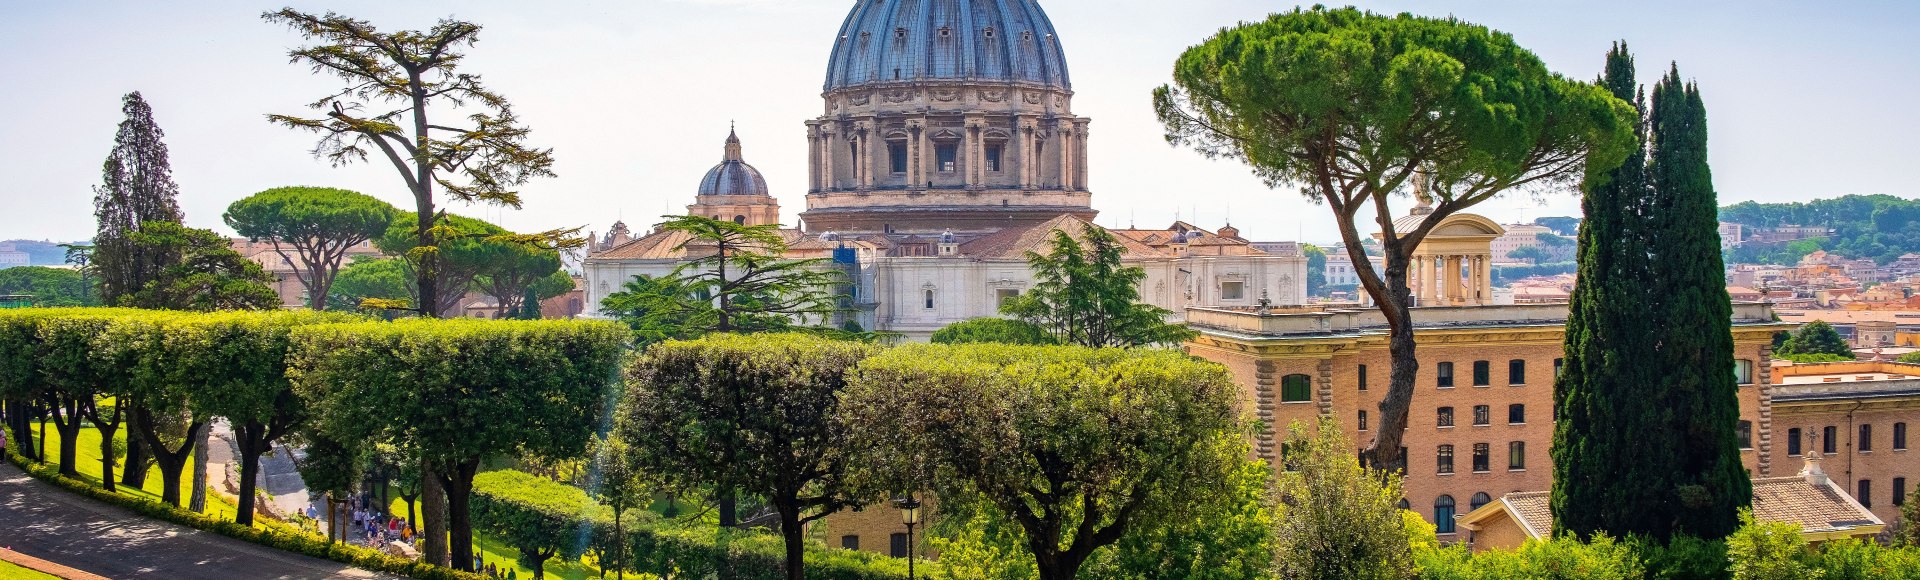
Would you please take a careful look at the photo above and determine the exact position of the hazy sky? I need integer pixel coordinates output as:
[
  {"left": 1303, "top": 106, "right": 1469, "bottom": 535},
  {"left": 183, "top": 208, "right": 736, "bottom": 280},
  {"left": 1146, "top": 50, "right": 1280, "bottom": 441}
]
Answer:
[{"left": 3, "top": 0, "right": 1916, "bottom": 246}]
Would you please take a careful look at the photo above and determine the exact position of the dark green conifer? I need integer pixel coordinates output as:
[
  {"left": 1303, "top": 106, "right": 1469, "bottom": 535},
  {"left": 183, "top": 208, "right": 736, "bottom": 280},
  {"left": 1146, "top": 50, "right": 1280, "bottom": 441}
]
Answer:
[{"left": 1779, "top": 320, "right": 1853, "bottom": 357}]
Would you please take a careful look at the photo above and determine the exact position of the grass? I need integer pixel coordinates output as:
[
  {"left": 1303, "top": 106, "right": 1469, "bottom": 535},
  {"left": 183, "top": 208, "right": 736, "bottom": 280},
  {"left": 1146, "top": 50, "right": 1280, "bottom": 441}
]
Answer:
[
  {"left": 0, "top": 559, "right": 59, "bottom": 580},
  {"left": 382, "top": 496, "right": 603, "bottom": 580},
  {"left": 23, "top": 423, "right": 240, "bottom": 522}
]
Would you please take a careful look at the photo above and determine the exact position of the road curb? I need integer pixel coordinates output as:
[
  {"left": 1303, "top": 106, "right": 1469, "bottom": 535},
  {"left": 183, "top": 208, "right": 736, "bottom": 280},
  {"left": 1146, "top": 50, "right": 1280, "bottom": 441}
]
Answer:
[{"left": 0, "top": 547, "right": 110, "bottom": 580}]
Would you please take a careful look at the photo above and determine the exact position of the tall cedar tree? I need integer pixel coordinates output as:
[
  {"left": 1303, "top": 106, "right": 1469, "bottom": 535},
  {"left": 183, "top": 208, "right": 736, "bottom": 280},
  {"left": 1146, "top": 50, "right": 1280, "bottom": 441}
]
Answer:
[
  {"left": 1000, "top": 223, "right": 1196, "bottom": 348},
  {"left": 94, "top": 92, "right": 184, "bottom": 304},
  {"left": 1644, "top": 64, "right": 1750, "bottom": 539},
  {"left": 1552, "top": 43, "right": 1661, "bottom": 539},
  {"left": 1154, "top": 8, "right": 1635, "bottom": 470}
]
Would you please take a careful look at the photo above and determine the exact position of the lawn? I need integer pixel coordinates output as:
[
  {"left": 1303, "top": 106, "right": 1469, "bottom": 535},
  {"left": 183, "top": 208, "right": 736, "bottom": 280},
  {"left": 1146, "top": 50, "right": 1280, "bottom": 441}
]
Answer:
[
  {"left": 22, "top": 424, "right": 240, "bottom": 521},
  {"left": 383, "top": 496, "right": 604, "bottom": 580},
  {"left": 0, "top": 559, "right": 59, "bottom": 580}
]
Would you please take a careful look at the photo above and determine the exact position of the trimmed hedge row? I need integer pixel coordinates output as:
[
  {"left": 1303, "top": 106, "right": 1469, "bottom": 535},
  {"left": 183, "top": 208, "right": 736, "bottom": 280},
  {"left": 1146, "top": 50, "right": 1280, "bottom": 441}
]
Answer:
[
  {"left": 3, "top": 447, "right": 485, "bottom": 580},
  {"left": 470, "top": 469, "right": 928, "bottom": 579}
]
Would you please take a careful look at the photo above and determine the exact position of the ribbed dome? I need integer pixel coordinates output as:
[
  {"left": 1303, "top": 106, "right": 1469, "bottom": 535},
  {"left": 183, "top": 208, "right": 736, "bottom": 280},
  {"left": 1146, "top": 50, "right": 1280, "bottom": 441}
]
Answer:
[
  {"left": 823, "top": 0, "right": 1071, "bottom": 92},
  {"left": 698, "top": 130, "right": 769, "bottom": 196}
]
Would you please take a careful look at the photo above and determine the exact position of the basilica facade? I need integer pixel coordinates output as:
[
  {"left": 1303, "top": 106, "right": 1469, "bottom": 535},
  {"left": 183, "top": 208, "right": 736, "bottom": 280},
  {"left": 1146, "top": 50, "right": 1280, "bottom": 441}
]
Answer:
[{"left": 582, "top": 0, "right": 1306, "bottom": 339}]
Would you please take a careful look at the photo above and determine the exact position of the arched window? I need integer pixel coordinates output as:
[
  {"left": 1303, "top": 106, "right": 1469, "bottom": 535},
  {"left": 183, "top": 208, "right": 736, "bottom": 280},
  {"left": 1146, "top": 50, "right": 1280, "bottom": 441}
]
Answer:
[
  {"left": 1435, "top": 495, "right": 1457, "bottom": 534},
  {"left": 1280, "top": 374, "right": 1312, "bottom": 403},
  {"left": 923, "top": 289, "right": 936, "bottom": 310},
  {"left": 1397, "top": 498, "right": 1411, "bottom": 510},
  {"left": 1470, "top": 492, "right": 1492, "bottom": 511},
  {"left": 733, "top": 215, "right": 747, "bottom": 225}
]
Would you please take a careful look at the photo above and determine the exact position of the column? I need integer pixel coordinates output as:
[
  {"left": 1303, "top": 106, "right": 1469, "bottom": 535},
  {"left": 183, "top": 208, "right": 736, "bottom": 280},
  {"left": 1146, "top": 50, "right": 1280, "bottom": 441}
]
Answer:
[
  {"left": 1413, "top": 254, "right": 1430, "bottom": 306},
  {"left": 1480, "top": 254, "right": 1494, "bottom": 304},
  {"left": 1057, "top": 120, "right": 1072, "bottom": 190},
  {"left": 963, "top": 123, "right": 978, "bottom": 189},
  {"left": 1446, "top": 255, "right": 1464, "bottom": 305}
]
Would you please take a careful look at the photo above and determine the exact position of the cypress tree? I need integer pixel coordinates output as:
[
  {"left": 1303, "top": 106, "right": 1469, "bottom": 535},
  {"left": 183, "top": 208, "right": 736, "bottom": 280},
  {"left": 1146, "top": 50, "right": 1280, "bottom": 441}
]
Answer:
[
  {"left": 93, "top": 92, "right": 184, "bottom": 304},
  {"left": 1552, "top": 42, "right": 1659, "bottom": 539},
  {"left": 1644, "top": 64, "right": 1750, "bottom": 539}
]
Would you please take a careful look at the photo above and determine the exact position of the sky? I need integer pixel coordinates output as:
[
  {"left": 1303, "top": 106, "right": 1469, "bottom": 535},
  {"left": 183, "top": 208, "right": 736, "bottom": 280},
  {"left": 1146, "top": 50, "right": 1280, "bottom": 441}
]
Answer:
[{"left": 3, "top": 0, "right": 1916, "bottom": 247}]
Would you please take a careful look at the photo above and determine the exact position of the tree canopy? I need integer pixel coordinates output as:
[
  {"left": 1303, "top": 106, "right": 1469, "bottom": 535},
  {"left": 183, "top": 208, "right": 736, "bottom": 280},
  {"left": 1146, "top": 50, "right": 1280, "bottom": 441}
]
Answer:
[
  {"left": 930, "top": 318, "right": 1056, "bottom": 346},
  {"left": 1153, "top": 6, "right": 1636, "bottom": 470},
  {"left": 1779, "top": 320, "right": 1856, "bottom": 358},
  {"left": 93, "top": 92, "right": 184, "bottom": 305},
  {"left": 0, "top": 267, "right": 99, "bottom": 307},
  {"left": 602, "top": 216, "right": 849, "bottom": 343},
  {"left": 999, "top": 223, "right": 1194, "bottom": 348},
  {"left": 224, "top": 186, "right": 398, "bottom": 310}
]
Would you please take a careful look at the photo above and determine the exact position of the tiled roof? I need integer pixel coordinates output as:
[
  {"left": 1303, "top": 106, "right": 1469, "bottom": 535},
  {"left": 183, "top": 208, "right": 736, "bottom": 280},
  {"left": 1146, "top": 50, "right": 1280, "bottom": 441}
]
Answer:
[
  {"left": 1474, "top": 477, "right": 1881, "bottom": 540},
  {"left": 959, "top": 214, "right": 1168, "bottom": 259},
  {"left": 1498, "top": 492, "right": 1554, "bottom": 538}
]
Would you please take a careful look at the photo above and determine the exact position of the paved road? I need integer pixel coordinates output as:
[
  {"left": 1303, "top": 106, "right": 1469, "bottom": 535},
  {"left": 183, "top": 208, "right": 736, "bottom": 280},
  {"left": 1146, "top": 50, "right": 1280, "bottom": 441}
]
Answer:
[{"left": 0, "top": 462, "right": 395, "bottom": 580}]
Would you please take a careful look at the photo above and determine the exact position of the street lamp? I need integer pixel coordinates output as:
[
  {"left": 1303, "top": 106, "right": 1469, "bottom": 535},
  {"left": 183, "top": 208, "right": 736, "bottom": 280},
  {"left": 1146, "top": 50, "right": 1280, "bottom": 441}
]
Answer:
[{"left": 894, "top": 495, "right": 923, "bottom": 579}]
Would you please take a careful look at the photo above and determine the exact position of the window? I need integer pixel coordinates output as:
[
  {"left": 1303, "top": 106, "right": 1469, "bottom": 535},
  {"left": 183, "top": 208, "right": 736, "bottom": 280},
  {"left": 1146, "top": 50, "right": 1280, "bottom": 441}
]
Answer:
[
  {"left": 923, "top": 289, "right": 936, "bottom": 309},
  {"left": 1436, "top": 407, "right": 1455, "bottom": 428},
  {"left": 1280, "top": 374, "right": 1312, "bottom": 403},
  {"left": 1825, "top": 426, "right": 1838, "bottom": 455},
  {"left": 1734, "top": 359, "right": 1755, "bottom": 385},
  {"left": 1508, "top": 404, "right": 1526, "bottom": 425},
  {"left": 1398, "top": 498, "right": 1411, "bottom": 510},
  {"left": 890, "top": 533, "right": 909, "bottom": 557},
  {"left": 1472, "top": 361, "right": 1491, "bottom": 386},
  {"left": 1359, "top": 365, "right": 1369, "bottom": 391},
  {"left": 985, "top": 144, "right": 1003, "bottom": 172},
  {"left": 841, "top": 535, "right": 860, "bottom": 550},
  {"left": 1436, "top": 445, "right": 1454, "bottom": 474},
  {"left": 1738, "top": 421, "right": 1753, "bottom": 450},
  {"left": 1470, "top": 492, "right": 1492, "bottom": 511},
  {"left": 732, "top": 215, "right": 747, "bottom": 225},
  {"left": 1358, "top": 410, "right": 1369, "bottom": 431},
  {"left": 1860, "top": 480, "right": 1873, "bottom": 509},
  {"left": 1437, "top": 362, "right": 1455, "bottom": 388},
  {"left": 1509, "top": 441, "right": 1526, "bottom": 470},
  {"left": 1861, "top": 424, "right": 1874, "bottom": 452},
  {"left": 1472, "top": 443, "right": 1490, "bottom": 472},
  {"left": 1509, "top": 359, "right": 1526, "bottom": 384},
  {"left": 1435, "top": 496, "right": 1457, "bottom": 534},
  {"left": 889, "top": 141, "right": 909, "bottom": 174},
  {"left": 1788, "top": 428, "right": 1803, "bottom": 456},
  {"left": 1897, "top": 423, "right": 1908, "bottom": 450},
  {"left": 995, "top": 289, "right": 1020, "bottom": 309},
  {"left": 936, "top": 143, "right": 958, "bottom": 173},
  {"left": 1221, "top": 281, "right": 1246, "bottom": 300},
  {"left": 1899, "top": 478, "right": 1909, "bottom": 507},
  {"left": 1554, "top": 358, "right": 1565, "bottom": 378},
  {"left": 1473, "top": 405, "right": 1491, "bottom": 426}
]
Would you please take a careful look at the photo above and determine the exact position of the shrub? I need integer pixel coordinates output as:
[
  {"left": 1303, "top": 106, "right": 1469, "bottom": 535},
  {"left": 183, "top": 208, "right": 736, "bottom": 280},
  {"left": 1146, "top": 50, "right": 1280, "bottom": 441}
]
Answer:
[
  {"left": 1415, "top": 535, "right": 1642, "bottom": 579},
  {"left": 929, "top": 318, "right": 1055, "bottom": 345},
  {"left": 1726, "top": 510, "right": 1816, "bottom": 580},
  {"left": 1777, "top": 353, "right": 1854, "bottom": 364},
  {"left": 1632, "top": 534, "right": 1729, "bottom": 580}
]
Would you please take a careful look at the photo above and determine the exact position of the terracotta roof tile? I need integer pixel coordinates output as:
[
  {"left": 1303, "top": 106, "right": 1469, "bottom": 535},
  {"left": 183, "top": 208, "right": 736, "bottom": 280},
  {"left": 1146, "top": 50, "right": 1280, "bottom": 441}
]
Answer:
[
  {"left": 959, "top": 215, "right": 1171, "bottom": 259},
  {"left": 1751, "top": 476, "right": 1884, "bottom": 534}
]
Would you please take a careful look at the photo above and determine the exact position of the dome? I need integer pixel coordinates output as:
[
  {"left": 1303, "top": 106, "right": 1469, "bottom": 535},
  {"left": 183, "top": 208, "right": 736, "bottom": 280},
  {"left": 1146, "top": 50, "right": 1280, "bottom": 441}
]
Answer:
[
  {"left": 697, "top": 129, "right": 770, "bottom": 196},
  {"left": 823, "top": 0, "right": 1071, "bottom": 93}
]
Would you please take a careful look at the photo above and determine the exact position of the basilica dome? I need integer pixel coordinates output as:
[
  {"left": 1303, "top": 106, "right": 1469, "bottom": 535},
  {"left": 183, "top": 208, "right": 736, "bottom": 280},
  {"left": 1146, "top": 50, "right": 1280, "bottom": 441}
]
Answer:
[
  {"left": 697, "top": 129, "right": 769, "bottom": 196},
  {"left": 823, "top": 0, "right": 1071, "bottom": 93}
]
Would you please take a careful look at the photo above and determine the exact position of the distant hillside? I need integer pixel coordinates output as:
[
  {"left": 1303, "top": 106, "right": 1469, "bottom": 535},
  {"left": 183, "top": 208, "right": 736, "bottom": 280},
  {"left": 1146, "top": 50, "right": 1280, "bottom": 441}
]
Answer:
[
  {"left": 1721, "top": 194, "right": 1920, "bottom": 264},
  {"left": 1, "top": 239, "right": 88, "bottom": 266}
]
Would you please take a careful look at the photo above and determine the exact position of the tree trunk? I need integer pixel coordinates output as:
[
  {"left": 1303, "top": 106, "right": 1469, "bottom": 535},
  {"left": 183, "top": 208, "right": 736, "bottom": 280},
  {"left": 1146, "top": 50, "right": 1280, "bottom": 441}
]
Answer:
[
  {"left": 719, "top": 492, "right": 738, "bottom": 528},
  {"left": 36, "top": 404, "right": 47, "bottom": 463},
  {"left": 133, "top": 408, "right": 203, "bottom": 508},
  {"left": 443, "top": 458, "right": 481, "bottom": 573},
  {"left": 234, "top": 421, "right": 275, "bottom": 527},
  {"left": 122, "top": 412, "right": 149, "bottom": 486},
  {"left": 614, "top": 512, "right": 625, "bottom": 580},
  {"left": 423, "top": 463, "right": 450, "bottom": 567},
  {"left": 48, "top": 397, "right": 84, "bottom": 478},
  {"left": 401, "top": 493, "right": 419, "bottom": 535},
  {"left": 778, "top": 504, "right": 806, "bottom": 580},
  {"left": 93, "top": 405, "right": 122, "bottom": 493},
  {"left": 1360, "top": 247, "right": 1419, "bottom": 474},
  {"left": 4, "top": 399, "right": 37, "bottom": 462},
  {"left": 528, "top": 550, "right": 553, "bottom": 579},
  {"left": 190, "top": 426, "right": 209, "bottom": 512}
]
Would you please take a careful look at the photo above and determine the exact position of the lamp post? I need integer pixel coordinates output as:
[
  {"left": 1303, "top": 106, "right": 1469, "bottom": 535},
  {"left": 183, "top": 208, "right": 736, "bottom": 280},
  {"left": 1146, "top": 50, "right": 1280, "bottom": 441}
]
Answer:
[{"left": 894, "top": 495, "right": 922, "bottom": 579}]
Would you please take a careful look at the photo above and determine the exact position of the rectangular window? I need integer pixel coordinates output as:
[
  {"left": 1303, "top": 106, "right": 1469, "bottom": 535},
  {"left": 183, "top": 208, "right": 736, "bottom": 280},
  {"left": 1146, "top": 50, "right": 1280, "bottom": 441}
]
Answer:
[
  {"left": 1436, "top": 407, "right": 1454, "bottom": 428},
  {"left": 1358, "top": 365, "right": 1368, "bottom": 391},
  {"left": 889, "top": 141, "right": 909, "bottom": 174},
  {"left": 1738, "top": 421, "right": 1753, "bottom": 450},
  {"left": 1788, "top": 428, "right": 1803, "bottom": 456},
  {"left": 1860, "top": 480, "right": 1873, "bottom": 509},
  {"left": 1437, "top": 445, "right": 1454, "bottom": 474},
  {"left": 1221, "top": 281, "right": 1246, "bottom": 300},
  {"left": 995, "top": 289, "right": 1020, "bottom": 309},
  {"left": 1437, "top": 362, "right": 1455, "bottom": 388},
  {"left": 1472, "top": 443, "right": 1490, "bottom": 472},
  {"left": 841, "top": 535, "right": 860, "bottom": 550},
  {"left": 1897, "top": 423, "right": 1908, "bottom": 450},
  {"left": 1554, "top": 357, "right": 1565, "bottom": 378},
  {"left": 1861, "top": 424, "right": 1874, "bottom": 452},
  {"left": 936, "top": 143, "right": 958, "bottom": 173},
  {"left": 1734, "top": 359, "right": 1755, "bottom": 385},
  {"left": 1825, "top": 426, "right": 1839, "bottom": 455},
  {"left": 1358, "top": 410, "right": 1369, "bottom": 431},
  {"left": 1473, "top": 405, "right": 1491, "bottom": 426},
  {"left": 890, "top": 533, "right": 909, "bottom": 558},
  {"left": 1281, "top": 374, "right": 1312, "bottom": 403},
  {"left": 985, "top": 144, "right": 1003, "bottom": 172},
  {"left": 1899, "top": 478, "right": 1909, "bottom": 507},
  {"left": 1508, "top": 404, "right": 1526, "bottom": 425},
  {"left": 1473, "top": 361, "right": 1491, "bottom": 386},
  {"left": 1509, "top": 359, "right": 1526, "bottom": 385},
  {"left": 1509, "top": 441, "right": 1526, "bottom": 470}
]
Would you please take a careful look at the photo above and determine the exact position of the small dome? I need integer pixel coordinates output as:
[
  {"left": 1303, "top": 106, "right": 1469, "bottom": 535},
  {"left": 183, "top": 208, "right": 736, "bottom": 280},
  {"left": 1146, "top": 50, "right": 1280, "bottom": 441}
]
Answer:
[
  {"left": 824, "top": 0, "right": 1071, "bottom": 92},
  {"left": 698, "top": 129, "right": 769, "bottom": 197}
]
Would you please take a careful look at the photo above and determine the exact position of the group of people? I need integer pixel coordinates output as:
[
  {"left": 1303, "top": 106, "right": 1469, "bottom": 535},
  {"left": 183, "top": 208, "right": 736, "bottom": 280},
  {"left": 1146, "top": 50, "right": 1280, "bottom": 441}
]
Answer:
[
  {"left": 475, "top": 556, "right": 519, "bottom": 579},
  {"left": 303, "top": 496, "right": 412, "bottom": 548}
]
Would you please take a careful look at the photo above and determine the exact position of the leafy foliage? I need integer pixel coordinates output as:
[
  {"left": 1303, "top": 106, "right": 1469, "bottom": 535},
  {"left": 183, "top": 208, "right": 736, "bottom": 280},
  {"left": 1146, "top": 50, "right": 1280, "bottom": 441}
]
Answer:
[
  {"left": 842, "top": 343, "right": 1241, "bottom": 580},
  {"left": 1779, "top": 321, "right": 1856, "bottom": 358},
  {"left": 0, "top": 267, "right": 100, "bottom": 307},
  {"left": 928, "top": 318, "right": 1056, "bottom": 346},
  {"left": 1271, "top": 420, "right": 1412, "bottom": 580},
  {"left": 1415, "top": 535, "right": 1644, "bottom": 579},
  {"left": 1726, "top": 510, "right": 1817, "bottom": 580},
  {"left": 1302, "top": 243, "right": 1328, "bottom": 297},
  {"left": 119, "top": 221, "right": 279, "bottom": 311},
  {"left": 1777, "top": 353, "right": 1854, "bottom": 364},
  {"left": 603, "top": 216, "right": 850, "bottom": 343},
  {"left": 93, "top": 92, "right": 185, "bottom": 305},
  {"left": 1901, "top": 352, "right": 1920, "bottom": 365},
  {"left": 471, "top": 470, "right": 594, "bottom": 577},
  {"left": 999, "top": 223, "right": 1194, "bottom": 348},
  {"left": 1723, "top": 195, "right": 1920, "bottom": 265},
  {"left": 327, "top": 256, "right": 413, "bottom": 313},
  {"left": 224, "top": 186, "right": 398, "bottom": 310},
  {"left": 1153, "top": 6, "right": 1636, "bottom": 470}
]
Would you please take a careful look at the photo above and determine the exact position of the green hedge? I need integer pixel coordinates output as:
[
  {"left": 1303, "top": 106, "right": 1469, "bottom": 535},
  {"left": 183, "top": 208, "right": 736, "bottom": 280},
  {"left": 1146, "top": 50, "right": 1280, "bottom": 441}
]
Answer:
[
  {"left": 470, "top": 469, "right": 926, "bottom": 579},
  {"left": 3, "top": 446, "right": 484, "bottom": 580}
]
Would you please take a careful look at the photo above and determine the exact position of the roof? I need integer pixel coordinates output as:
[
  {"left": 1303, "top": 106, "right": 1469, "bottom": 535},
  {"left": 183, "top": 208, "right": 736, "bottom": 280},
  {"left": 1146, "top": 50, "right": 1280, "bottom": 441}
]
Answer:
[
  {"left": 697, "top": 130, "right": 770, "bottom": 197},
  {"left": 823, "top": 0, "right": 1071, "bottom": 92},
  {"left": 959, "top": 214, "right": 1167, "bottom": 259},
  {"left": 1777, "top": 310, "right": 1920, "bottom": 326},
  {"left": 1462, "top": 476, "right": 1882, "bottom": 542}
]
